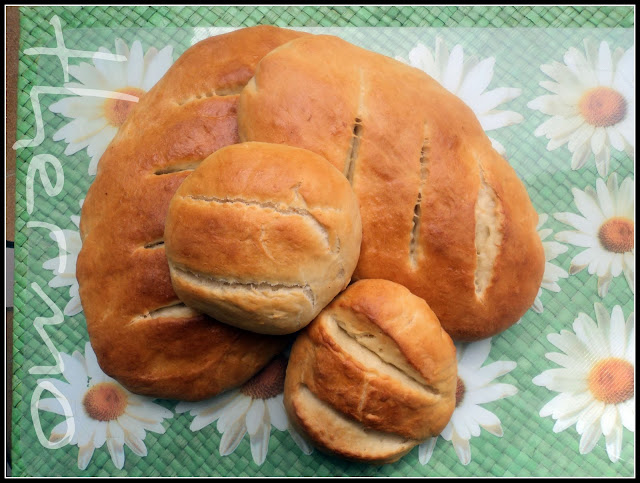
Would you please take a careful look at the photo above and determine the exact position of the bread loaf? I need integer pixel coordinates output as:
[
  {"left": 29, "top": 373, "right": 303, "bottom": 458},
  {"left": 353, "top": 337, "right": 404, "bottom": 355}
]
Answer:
[
  {"left": 76, "top": 27, "right": 306, "bottom": 400},
  {"left": 284, "top": 279, "right": 457, "bottom": 464},
  {"left": 238, "top": 34, "right": 545, "bottom": 340},
  {"left": 164, "top": 142, "right": 362, "bottom": 335}
]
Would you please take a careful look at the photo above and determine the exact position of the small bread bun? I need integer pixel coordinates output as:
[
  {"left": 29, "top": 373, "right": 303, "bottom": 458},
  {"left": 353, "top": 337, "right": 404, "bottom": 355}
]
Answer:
[
  {"left": 164, "top": 142, "right": 362, "bottom": 335},
  {"left": 284, "top": 279, "right": 457, "bottom": 464}
]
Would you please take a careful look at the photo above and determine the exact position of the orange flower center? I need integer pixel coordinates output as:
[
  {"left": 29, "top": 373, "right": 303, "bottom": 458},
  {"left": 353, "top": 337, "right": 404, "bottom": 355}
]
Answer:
[
  {"left": 455, "top": 377, "right": 465, "bottom": 407},
  {"left": 241, "top": 356, "right": 287, "bottom": 400},
  {"left": 578, "top": 86, "right": 627, "bottom": 127},
  {"left": 588, "top": 357, "right": 634, "bottom": 404},
  {"left": 103, "top": 87, "right": 145, "bottom": 127},
  {"left": 598, "top": 217, "right": 634, "bottom": 253},
  {"left": 82, "top": 382, "right": 128, "bottom": 421}
]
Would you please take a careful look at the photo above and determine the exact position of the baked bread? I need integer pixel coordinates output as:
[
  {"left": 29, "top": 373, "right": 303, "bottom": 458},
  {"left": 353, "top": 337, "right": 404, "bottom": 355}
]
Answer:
[
  {"left": 284, "top": 279, "right": 457, "bottom": 464},
  {"left": 238, "top": 34, "right": 545, "bottom": 341},
  {"left": 164, "top": 142, "right": 362, "bottom": 335},
  {"left": 76, "top": 27, "right": 306, "bottom": 400}
]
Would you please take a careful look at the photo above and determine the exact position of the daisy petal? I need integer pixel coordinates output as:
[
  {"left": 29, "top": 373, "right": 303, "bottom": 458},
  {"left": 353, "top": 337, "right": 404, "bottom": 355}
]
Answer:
[
  {"left": 245, "top": 399, "right": 266, "bottom": 436},
  {"left": 600, "top": 404, "right": 618, "bottom": 437},
  {"left": 451, "top": 431, "right": 472, "bottom": 465},
  {"left": 595, "top": 178, "right": 615, "bottom": 218},
  {"left": 612, "top": 47, "right": 634, "bottom": 96},
  {"left": 473, "top": 87, "right": 521, "bottom": 116},
  {"left": 127, "top": 40, "right": 144, "bottom": 87},
  {"left": 596, "top": 41, "right": 613, "bottom": 87},
  {"left": 67, "top": 62, "right": 109, "bottom": 89},
  {"left": 249, "top": 422, "right": 271, "bottom": 466},
  {"left": 142, "top": 45, "right": 173, "bottom": 91},
  {"left": 555, "top": 231, "right": 596, "bottom": 248},
  {"left": 622, "top": 265, "right": 634, "bottom": 294},
  {"left": 78, "top": 443, "right": 96, "bottom": 470},
  {"left": 624, "top": 316, "right": 635, "bottom": 361},
  {"left": 546, "top": 330, "right": 588, "bottom": 360},
  {"left": 553, "top": 413, "right": 582, "bottom": 433},
  {"left": 533, "top": 369, "right": 587, "bottom": 393},
  {"left": 442, "top": 44, "right": 464, "bottom": 93},
  {"left": 594, "top": 145, "right": 611, "bottom": 177},
  {"left": 571, "top": 187, "right": 605, "bottom": 221},
  {"left": 465, "top": 361, "right": 516, "bottom": 389},
  {"left": 418, "top": 437, "right": 438, "bottom": 465},
  {"left": 458, "top": 57, "right": 495, "bottom": 100},
  {"left": 465, "top": 383, "right": 517, "bottom": 405},
  {"left": 606, "top": 126, "right": 626, "bottom": 152},
  {"left": 480, "top": 111, "right": 525, "bottom": 131},
  {"left": 598, "top": 273, "right": 613, "bottom": 298},
  {"left": 470, "top": 405, "right": 503, "bottom": 437},
  {"left": 605, "top": 422, "right": 623, "bottom": 463},
  {"left": 106, "top": 435, "right": 125, "bottom": 469},
  {"left": 579, "top": 420, "right": 601, "bottom": 455},
  {"left": 553, "top": 212, "right": 595, "bottom": 234},
  {"left": 288, "top": 427, "right": 313, "bottom": 455},
  {"left": 124, "top": 429, "right": 148, "bottom": 457},
  {"left": 571, "top": 142, "right": 592, "bottom": 170},
  {"left": 618, "top": 400, "right": 635, "bottom": 432},
  {"left": 84, "top": 342, "right": 106, "bottom": 382},
  {"left": 219, "top": 419, "right": 247, "bottom": 456},
  {"left": 217, "top": 396, "right": 251, "bottom": 434},
  {"left": 576, "top": 400, "right": 605, "bottom": 435},
  {"left": 489, "top": 137, "right": 506, "bottom": 155},
  {"left": 458, "top": 338, "right": 491, "bottom": 369},
  {"left": 266, "top": 395, "right": 288, "bottom": 432},
  {"left": 608, "top": 305, "right": 627, "bottom": 358}
]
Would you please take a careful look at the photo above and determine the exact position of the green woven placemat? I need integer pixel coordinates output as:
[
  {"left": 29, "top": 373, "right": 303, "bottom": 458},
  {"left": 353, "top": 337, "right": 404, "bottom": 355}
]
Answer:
[{"left": 12, "top": 6, "right": 635, "bottom": 477}]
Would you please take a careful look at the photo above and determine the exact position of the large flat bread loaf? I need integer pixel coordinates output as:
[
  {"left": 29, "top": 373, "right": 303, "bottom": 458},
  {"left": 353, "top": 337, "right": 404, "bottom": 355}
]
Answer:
[
  {"left": 239, "top": 34, "right": 545, "bottom": 340},
  {"left": 76, "top": 26, "right": 305, "bottom": 400}
]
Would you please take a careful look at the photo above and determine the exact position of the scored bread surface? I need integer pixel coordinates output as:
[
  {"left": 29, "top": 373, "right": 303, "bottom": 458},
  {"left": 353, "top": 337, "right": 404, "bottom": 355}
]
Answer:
[
  {"left": 239, "top": 34, "right": 546, "bottom": 340},
  {"left": 284, "top": 279, "right": 457, "bottom": 464},
  {"left": 76, "top": 27, "right": 306, "bottom": 400},
  {"left": 164, "top": 142, "right": 362, "bottom": 335}
]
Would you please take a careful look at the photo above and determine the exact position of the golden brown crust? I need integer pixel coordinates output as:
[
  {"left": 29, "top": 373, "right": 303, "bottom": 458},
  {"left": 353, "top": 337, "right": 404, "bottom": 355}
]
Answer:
[
  {"left": 284, "top": 279, "right": 457, "bottom": 463},
  {"left": 164, "top": 142, "right": 362, "bottom": 335},
  {"left": 76, "top": 26, "right": 305, "bottom": 400},
  {"left": 239, "top": 34, "right": 545, "bottom": 341}
]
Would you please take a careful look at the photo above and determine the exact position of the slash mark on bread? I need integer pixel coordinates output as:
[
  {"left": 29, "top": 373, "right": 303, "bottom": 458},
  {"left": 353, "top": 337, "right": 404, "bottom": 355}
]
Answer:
[
  {"left": 184, "top": 194, "right": 331, "bottom": 249},
  {"left": 143, "top": 240, "right": 165, "bottom": 249},
  {"left": 129, "top": 302, "right": 200, "bottom": 325},
  {"left": 153, "top": 160, "right": 203, "bottom": 175},
  {"left": 172, "top": 265, "right": 317, "bottom": 307},
  {"left": 474, "top": 164, "right": 504, "bottom": 296},
  {"left": 176, "top": 85, "right": 245, "bottom": 106},
  {"left": 328, "top": 316, "right": 440, "bottom": 398},
  {"left": 344, "top": 118, "right": 363, "bottom": 185},
  {"left": 410, "top": 130, "right": 430, "bottom": 268}
]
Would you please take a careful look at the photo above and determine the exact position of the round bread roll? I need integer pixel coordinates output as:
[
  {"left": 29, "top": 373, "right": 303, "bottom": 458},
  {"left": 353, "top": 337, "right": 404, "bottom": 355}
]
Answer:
[
  {"left": 164, "top": 142, "right": 363, "bottom": 335},
  {"left": 284, "top": 279, "right": 457, "bottom": 464}
]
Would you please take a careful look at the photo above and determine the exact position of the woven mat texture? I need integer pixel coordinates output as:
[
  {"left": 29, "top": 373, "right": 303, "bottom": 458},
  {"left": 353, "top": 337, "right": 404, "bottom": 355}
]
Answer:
[{"left": 12, "top": 5, "right": 634, "bottom": 477}]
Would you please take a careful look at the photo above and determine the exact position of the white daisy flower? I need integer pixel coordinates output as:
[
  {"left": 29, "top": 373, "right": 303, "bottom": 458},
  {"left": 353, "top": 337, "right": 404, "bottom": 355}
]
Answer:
[
  {"left": 397, "top": 37, "right": 523, "bottom": 155},
  {"left": 554, "top": 173, "right": 634, "bottom": 297},
  {"left": 532, "top": 213, "right": 569, "bottom": 313},
  {"left": 418, "top": 338, "right": 517, "bottom": 466},
  {"left": 42, "top": 199, "right": 83, "bottom": 316},
  {"left": 37, "top": 342, "right": 173, "bottom": 470},
  {"left": 528, "top": 39, "right": 634, "bottom": 176},
  {"left": 50, "top": 38, "right": 174, "bottom": 175},
  {"left": 176, "top": 356, "right": 313, "bottom": 466},
  {"left": 533, "top": 303, "right": 634, "bottom": 463}
]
